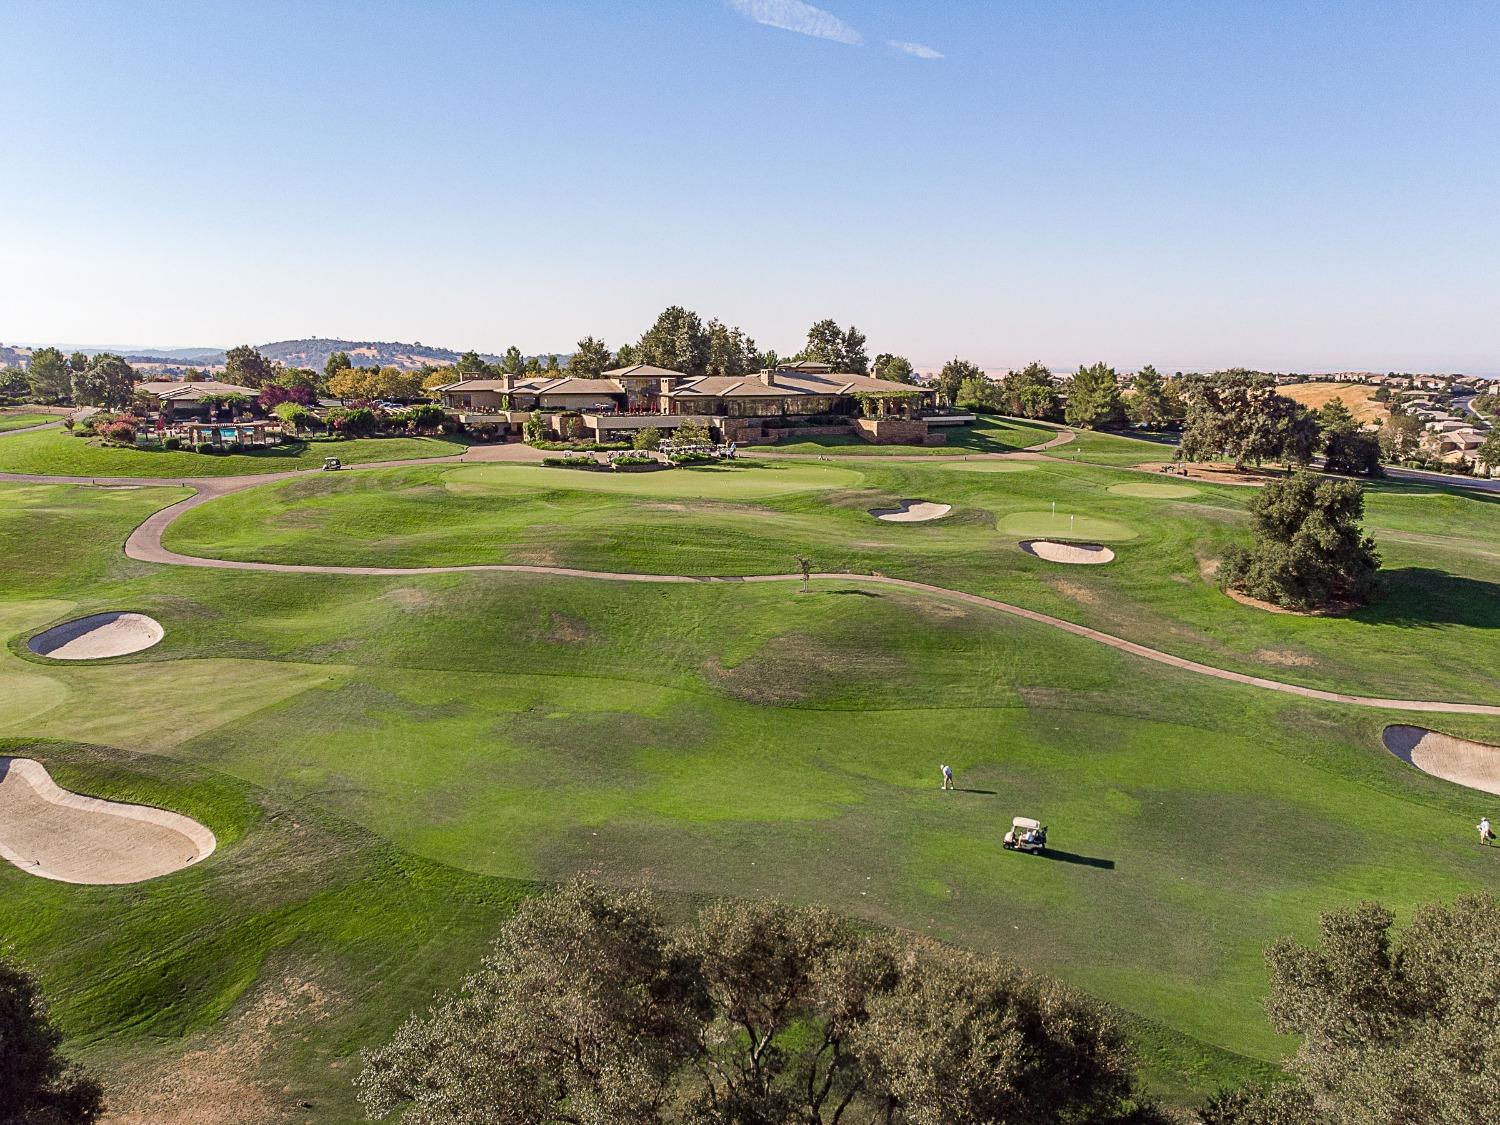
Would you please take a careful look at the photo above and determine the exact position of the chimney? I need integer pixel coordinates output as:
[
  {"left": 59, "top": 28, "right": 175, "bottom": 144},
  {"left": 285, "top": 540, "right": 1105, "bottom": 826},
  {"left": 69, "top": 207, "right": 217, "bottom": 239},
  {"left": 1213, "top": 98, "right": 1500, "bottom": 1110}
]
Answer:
[
  {"left": 501, "top": 374, "right": 515, "bottom": 392},
  {"left": 760, "top": 370, "right": 775, "bottom": 387}
]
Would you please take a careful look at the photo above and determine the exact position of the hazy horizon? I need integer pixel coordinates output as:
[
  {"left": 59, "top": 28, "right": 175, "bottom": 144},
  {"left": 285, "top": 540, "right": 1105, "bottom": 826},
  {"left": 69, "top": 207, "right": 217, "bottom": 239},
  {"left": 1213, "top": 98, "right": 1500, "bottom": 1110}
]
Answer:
[{"left": 4, "top": 1, "right": 1497, "bottom": 374}]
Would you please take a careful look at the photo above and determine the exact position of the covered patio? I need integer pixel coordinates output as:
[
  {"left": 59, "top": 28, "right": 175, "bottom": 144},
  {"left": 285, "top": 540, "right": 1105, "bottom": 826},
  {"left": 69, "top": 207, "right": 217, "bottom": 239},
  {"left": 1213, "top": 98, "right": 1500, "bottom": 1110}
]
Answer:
[{"left": 176, "top": 420, "right": 282, "bottom": 448}]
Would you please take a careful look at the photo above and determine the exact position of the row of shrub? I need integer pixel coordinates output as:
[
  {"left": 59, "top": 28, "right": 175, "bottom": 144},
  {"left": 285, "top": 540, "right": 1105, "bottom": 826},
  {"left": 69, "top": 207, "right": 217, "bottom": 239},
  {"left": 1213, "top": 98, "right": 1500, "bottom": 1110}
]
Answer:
[
  {"left": 542, "top": 451, "right": 670, "bottom": 472},
  {"left": 529, "top": 439, "right": 631, "bottom": 452}
]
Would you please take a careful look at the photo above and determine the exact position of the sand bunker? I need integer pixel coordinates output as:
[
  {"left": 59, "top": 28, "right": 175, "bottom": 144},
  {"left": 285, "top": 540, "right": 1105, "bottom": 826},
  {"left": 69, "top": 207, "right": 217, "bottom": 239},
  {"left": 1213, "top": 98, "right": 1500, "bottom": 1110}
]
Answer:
[
  {"left": 870, "top": 499, "right": 952, "bottom": 523},
  {"left": 1020, "top": 540, "right": 1116, "bottom": 565},
  {"left": 0, "top": 758, "right": 215, "bottom": 884},
  {"left": 1383, "top": 726, "right": 1500, "bottom": 796},
  {"left": 28, "top": 612, "right": 163, "bottom": 660}
]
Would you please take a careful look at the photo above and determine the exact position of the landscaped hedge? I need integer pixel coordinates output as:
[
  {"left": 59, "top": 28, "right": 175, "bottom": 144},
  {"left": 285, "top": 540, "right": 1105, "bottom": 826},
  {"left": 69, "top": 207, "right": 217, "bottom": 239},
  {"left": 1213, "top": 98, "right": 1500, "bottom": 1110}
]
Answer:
[
  {"left": 529, "top": 439, "right": 631, "bottom": 452},
  {"left": 541, "top": 455, "right": 605, "bottom": 470}
]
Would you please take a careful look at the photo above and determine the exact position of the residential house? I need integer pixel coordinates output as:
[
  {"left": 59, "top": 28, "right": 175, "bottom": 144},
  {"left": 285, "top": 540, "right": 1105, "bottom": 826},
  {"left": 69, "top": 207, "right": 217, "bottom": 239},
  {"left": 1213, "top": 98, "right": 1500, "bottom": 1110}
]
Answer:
[{"left": 134, "top": 380, "right": 260, "bottom": 418}]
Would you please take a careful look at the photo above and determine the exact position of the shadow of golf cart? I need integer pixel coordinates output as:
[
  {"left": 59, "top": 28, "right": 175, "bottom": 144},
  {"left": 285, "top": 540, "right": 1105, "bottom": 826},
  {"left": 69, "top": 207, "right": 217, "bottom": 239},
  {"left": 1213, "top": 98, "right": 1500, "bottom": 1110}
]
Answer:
[{"left": 1003, "top": 816, "right": 1048, "bottom": 854}]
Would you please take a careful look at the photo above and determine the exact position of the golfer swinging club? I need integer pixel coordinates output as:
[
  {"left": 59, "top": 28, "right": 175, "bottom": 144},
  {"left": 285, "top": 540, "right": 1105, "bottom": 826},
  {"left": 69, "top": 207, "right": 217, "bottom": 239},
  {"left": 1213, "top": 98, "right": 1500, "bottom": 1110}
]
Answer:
[{"left": 941, "top": 764, "right": 955, "bottom": 791}]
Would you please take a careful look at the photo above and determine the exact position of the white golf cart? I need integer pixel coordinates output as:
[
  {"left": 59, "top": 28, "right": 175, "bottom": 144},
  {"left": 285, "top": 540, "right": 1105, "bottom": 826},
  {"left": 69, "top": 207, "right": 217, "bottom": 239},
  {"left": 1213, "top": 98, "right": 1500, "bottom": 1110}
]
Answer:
[{"left": 1003, "top": 816, "right": 1048, "bottom": 854}]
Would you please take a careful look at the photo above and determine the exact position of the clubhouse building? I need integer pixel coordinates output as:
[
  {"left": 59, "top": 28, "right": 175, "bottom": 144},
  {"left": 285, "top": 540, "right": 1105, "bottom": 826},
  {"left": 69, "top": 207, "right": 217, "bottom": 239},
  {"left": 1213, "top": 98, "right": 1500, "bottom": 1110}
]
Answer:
[{"left": 436, "top": 362, "right": 948, "bottom": 445}]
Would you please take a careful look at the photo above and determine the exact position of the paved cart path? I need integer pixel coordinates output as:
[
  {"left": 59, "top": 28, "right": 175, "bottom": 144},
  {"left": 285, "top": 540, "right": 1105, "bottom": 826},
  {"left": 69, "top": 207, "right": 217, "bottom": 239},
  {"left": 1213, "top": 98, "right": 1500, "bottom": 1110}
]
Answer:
[{"left": 6, "top": 444, "right": 1499, "bottom": 716}]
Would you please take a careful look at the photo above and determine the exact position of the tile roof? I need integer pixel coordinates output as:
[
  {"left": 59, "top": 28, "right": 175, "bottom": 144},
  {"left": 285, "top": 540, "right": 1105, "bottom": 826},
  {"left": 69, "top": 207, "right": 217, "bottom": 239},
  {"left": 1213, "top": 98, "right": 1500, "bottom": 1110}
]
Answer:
[
  {"left": 138, "top": 380, "right": 259, "bottom": 399},
  {"left": 601, "top": 364, "right": 688, "bottom": 380}
]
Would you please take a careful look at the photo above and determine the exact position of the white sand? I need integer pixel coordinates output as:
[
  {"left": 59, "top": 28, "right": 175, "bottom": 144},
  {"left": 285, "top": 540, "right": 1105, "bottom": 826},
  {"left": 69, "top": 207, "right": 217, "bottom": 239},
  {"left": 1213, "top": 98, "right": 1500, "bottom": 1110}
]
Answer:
[
  {"left": 870, "top": 500, "right": 952, "bottom": 522},
  {"left": 1383, "top": 725, "right": 1500, "bottom": 796},
  {"left": 28, "top": 612, "right": 163, "bottom": 660},
  {"left": 0, "top": 758, "right": 215, "bottom": 884},
  {"left": 1019, "top": 540, "right": 1115, "bottom": 565}
]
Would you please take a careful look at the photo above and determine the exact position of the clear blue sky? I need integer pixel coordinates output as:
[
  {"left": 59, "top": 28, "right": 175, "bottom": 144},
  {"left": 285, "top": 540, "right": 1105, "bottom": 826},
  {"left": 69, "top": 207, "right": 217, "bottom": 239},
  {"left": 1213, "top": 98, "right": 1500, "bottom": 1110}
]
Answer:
[{"left": 4, "top": 1, "right": 1498, "bottom": 372}]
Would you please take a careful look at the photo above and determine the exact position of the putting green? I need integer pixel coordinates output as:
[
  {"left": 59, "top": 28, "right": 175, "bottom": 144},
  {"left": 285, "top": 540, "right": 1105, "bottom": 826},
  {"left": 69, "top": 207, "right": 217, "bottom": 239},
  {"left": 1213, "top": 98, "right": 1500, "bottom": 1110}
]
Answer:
[
  {"left": 443, "top": 460, "right": 863, "bottom": 498},
  {"left": 930, "top": 461, "right": 1039, "bottom": 473},
  {"left": 996, "top": 510, "right": 1138, "bottom": 541},
  {"left": 1108, "top": 482, "right": 1200, "bottom": 499}
]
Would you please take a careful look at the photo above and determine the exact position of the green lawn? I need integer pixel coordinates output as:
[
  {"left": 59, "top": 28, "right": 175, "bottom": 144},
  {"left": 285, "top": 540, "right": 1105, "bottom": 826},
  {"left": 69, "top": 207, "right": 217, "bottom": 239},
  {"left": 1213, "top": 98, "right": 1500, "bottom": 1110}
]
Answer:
[
  {"left": 0, "top": 426, "right": 468, "bottom": 477},
  {"left": 165, "top": 456, "right": 1500, "bottom": 704},
  {"left": 770, "top": 414, "right": 1056, "bottom": 454},
  {"left": 0, "top": 410, "right": 59, "bottom": 432},
  {"left": 4, "top": 478, "right": 1500, "bottom": 1117},
  {"left": 1055, "top": 427, "right": 1182, "bottom": 466}
]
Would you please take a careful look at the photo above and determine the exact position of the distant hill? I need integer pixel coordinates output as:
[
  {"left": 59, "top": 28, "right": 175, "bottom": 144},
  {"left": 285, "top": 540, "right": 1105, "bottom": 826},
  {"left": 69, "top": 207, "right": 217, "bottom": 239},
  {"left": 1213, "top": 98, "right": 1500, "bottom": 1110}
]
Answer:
[{"left": 144, "top": 339, "right": 508, "bottom": 373}]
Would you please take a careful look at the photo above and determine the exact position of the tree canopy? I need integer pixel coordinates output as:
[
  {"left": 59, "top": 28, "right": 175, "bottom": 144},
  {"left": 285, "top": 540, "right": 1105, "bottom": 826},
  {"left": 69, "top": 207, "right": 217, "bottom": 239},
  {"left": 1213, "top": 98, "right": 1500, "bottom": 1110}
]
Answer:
[
  {"left": 935, "top": 358, "right": 982, "bottom": 405},
  {"left": 455, "top": 350, "right": 491, "bottom": 377},
  {"left": 24, "top": 347, "right": 74, "bottom": 403},
  {"left": 224, "top": 344, "right": 279, "bottom": 388},
  {"left": 566, "top": 336, "right": 613, "bottom": 378},
  {"left": 1203, "top": 893, "right": 1500, "bottom": 1125},
  {"left": 954, "top": 373, "right": 1000, "bottom": 412},
  {"left": 1377, "top": 408, "right": 1425, "bottom": 463},
  {"left": 801, "top": 319, "right": 870, "bottom": 375},
  {"left": 358, "top": 880, "right": 1163, "bottom": 1125},
  {"left": 1180, "top": 371, "right": 1307, "bottom": 468},
  {"left": 1220, "top": 472, "right": 1380, "bottom": 610},
  {"left": 0, "top": 956, "right": 104, "bottom": 1124},
  {"left": 872, "top": 353, "right": 916, "bottom": 384},
  {"left": 998, "top": 362, "right": 1059, "bottom": 420},
  {"left": 1124, "top": 366, "right": 1181, "bottom": 429},
  {"left": 1065, "top": 362, "right": 1126, "bottom": 430},
  {"left": 324, "top": 350, "right": 353, "bottom": 382},
  {"left": 328, "top": 365, "right": 425, "bottom": 403},
  {"left": 704, "top": 319, "right": 760, "bottom": 377},
  {"left": 1479, "top": 428, "right": 1500, "bottom": 474},
  {"left": 637, "top": 306, "right": 711, "bottom": 375},
  {"left": 71, "top": 353, "right": 136, "bottom": 410}
]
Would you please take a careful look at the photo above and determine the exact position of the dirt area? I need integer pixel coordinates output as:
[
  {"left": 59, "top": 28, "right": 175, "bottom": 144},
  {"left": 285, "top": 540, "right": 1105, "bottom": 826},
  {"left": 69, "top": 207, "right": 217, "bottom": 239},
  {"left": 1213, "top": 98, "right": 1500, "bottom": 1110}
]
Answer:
[
  {"left": 1254, "top": 649, "right": 1316, "bottom": 667},
  {"left": 1142, "top": 462, "right": 1290, "bottom": 487},
  {"left": 378, "top": 587, "right": 438, "bottom": 610},
  {"left": 1278, "top": 382, "right": 1390, "bottom": 425},
  {"left": 1383, "top": 725, "right": 1500, "bottom": 797},
  {"left": 533, "top": 610, "right": 595, "bottom": 644},
  {"left": 1223, "top": 586, "right": 1350, "bottom": 617},
  {"left": 1049, "top": 579, "right": 1100, "bottom": 606},
  {"left": 1019, "top": 540, "right": 1115, "bottom": 565},
  {"left": 0, "top": 758, "right": 215, "bottom": 884},
  {"left": 104, "top": 974, "right": 333, "bottom": 1125},
  {"left": 28, "top": 612, "right": 164, "bottom": 660}
]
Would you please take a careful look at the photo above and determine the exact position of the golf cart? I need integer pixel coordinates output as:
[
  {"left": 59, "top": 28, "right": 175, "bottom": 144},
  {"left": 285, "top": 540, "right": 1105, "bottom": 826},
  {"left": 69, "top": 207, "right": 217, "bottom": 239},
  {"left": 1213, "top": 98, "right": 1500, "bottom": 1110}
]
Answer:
[
  {"left": 321, "top": 456, "right": 342, "bottom": 471},
  {"left": 1003, "top": 816, "right": 1048, "bottom": 854}
]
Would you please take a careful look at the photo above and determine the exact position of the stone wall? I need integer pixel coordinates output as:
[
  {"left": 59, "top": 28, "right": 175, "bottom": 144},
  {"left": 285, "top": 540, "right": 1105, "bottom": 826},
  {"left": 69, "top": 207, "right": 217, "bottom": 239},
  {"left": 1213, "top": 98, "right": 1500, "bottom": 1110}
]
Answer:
[
  {"left": 717, "top": 420, "right": 855, "bottom": 445},
  {"left": 852, "top": 418, "right": 941, "bottom": 445}
]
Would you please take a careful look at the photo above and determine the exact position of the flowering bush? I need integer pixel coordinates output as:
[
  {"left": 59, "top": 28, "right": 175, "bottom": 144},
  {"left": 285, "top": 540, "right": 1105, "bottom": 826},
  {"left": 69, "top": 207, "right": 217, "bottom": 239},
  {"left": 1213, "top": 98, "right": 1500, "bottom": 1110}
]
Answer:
[{"left": 99, "top": 414, "right": 141, "bottom": 445}]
